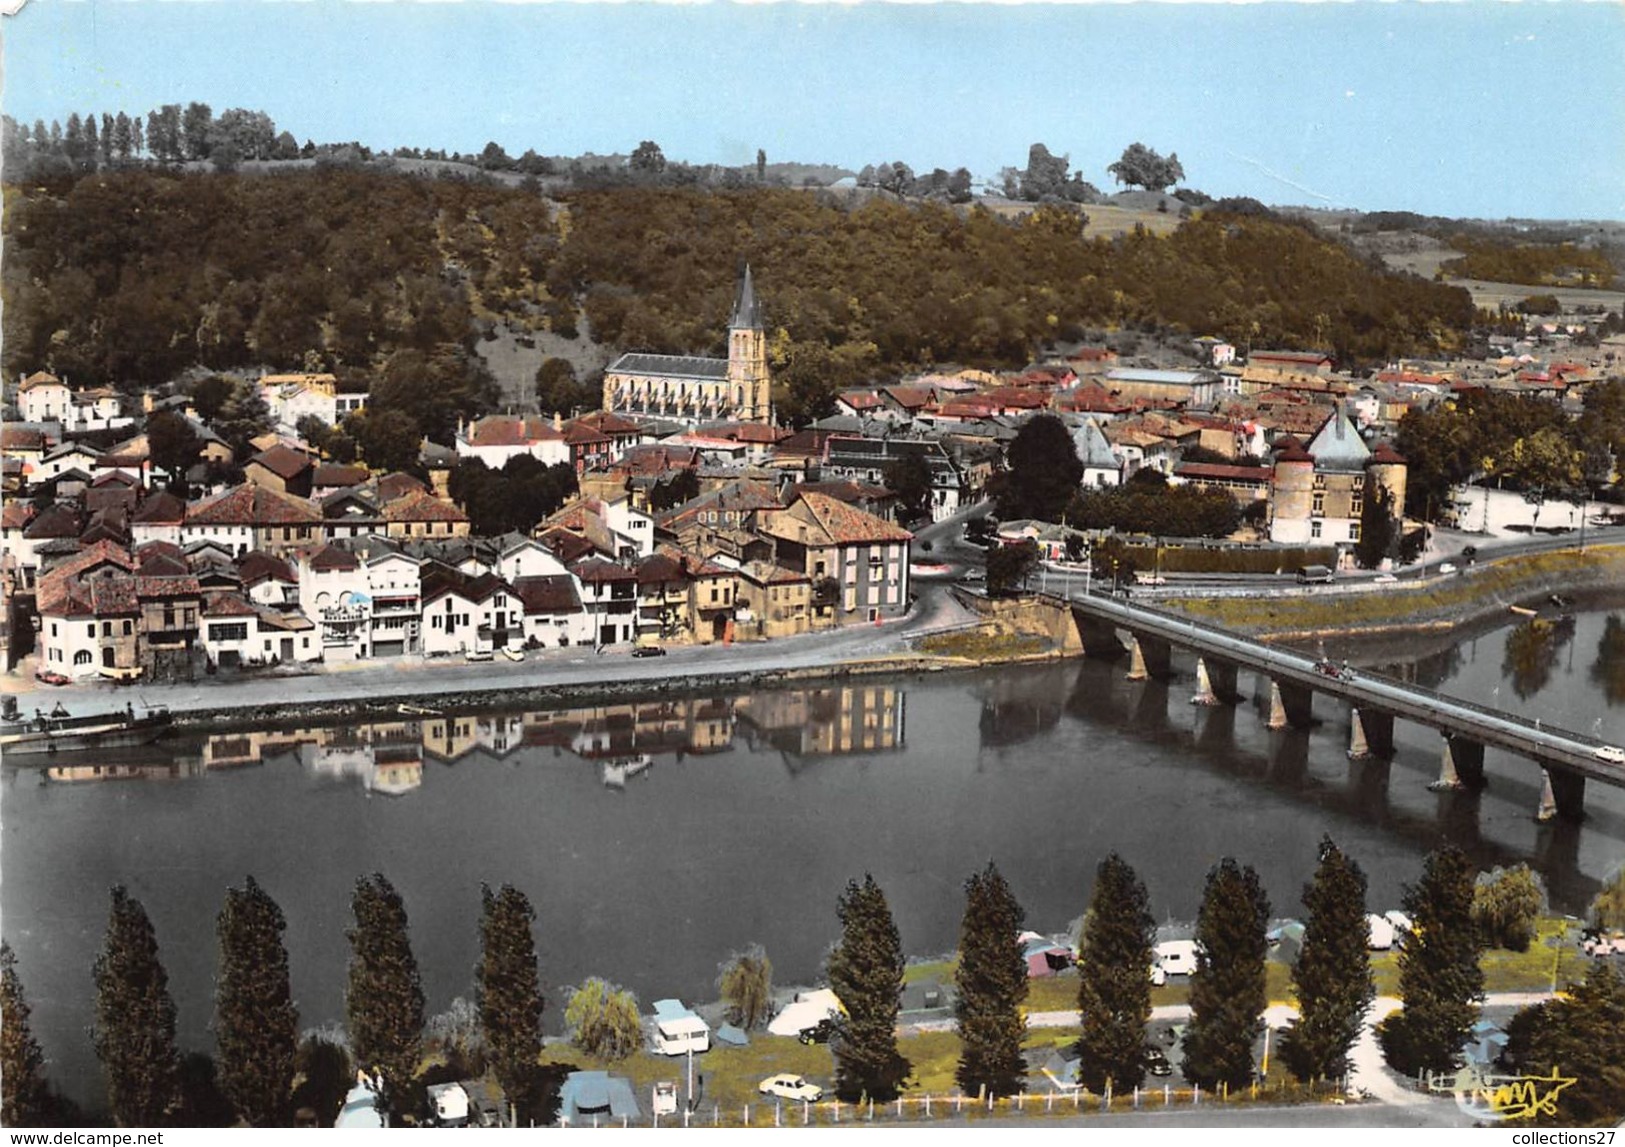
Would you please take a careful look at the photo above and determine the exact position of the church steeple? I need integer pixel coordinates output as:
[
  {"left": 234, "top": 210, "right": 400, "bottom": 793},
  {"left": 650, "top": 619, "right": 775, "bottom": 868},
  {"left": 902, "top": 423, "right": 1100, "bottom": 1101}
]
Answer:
[{"left": 729, "top": 264, "right": 764, "bottom": 331}]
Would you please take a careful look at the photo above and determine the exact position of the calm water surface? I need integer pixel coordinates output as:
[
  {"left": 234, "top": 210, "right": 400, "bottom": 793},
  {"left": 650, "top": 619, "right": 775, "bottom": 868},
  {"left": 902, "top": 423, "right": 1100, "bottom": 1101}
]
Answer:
[{"left": 4, "top": 604, "right": 1622, "bottom": 1110}]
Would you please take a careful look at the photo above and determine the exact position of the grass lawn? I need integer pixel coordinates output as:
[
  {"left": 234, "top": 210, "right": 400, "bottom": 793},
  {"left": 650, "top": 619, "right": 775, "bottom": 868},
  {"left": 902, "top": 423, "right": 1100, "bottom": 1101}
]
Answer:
[
  {"left": 916, "top": 630, "right": 1050, "bottom": 660},
  {"left": 1165, "top": 547, "right": 1622, "bottom": 635}
]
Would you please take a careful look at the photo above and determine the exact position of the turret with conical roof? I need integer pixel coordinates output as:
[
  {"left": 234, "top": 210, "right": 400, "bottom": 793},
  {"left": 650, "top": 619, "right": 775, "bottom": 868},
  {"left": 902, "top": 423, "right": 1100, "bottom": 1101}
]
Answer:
[{"left": 727, "top": 265, "right": 772, "bottom": 422}]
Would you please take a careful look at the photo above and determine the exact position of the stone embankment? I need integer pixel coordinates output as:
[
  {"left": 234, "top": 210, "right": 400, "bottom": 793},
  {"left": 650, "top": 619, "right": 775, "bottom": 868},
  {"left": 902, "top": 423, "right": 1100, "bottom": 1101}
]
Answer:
[{"left": 1161, "top": 544, "right": 1625, "bottom": 641}]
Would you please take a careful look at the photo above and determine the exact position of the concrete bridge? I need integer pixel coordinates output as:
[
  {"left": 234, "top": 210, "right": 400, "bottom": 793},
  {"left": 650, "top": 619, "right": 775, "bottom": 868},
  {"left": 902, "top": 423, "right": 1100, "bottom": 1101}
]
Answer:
[{"left": 1045, "top": 591, "right": 1624, "bottom": 822}]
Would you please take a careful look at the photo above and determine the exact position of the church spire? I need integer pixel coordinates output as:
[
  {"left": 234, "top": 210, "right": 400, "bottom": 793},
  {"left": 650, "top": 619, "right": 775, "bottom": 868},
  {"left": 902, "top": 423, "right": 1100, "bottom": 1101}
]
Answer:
[{"left": 729, "top": 265, "right": 763, "bottom": 331}]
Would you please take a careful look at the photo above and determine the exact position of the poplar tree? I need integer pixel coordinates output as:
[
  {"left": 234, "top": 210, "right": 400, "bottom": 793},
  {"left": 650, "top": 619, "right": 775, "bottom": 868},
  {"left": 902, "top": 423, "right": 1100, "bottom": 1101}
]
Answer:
[
  {"left": 92, "top": 886, "right": 182, "bottom": 1126},
  {"left": 826, "top": 874, "right": 910, "bottom": 1103},
  {"left": 345, "top": 874, "right": 425, "bottom": 1123},
  {"left": 215, "top": 877, "right": 298, "bottom": 1127},
  {"left": 475, "top": 884, "right": 544, "bottom": 1121},
  {"left": 1279, "top": 838, "right": 1374, "bottom": 1082},
  {"left": 1181, "top": 859, "right": 1270, "bottom": 1089},
  {"left": 2, "top": 942, "right": 51, "bottom": 1127},
  {"left": 953, "top": 863, "right": 1029, "bottom": 1099},
  {"left": 1075, "top": 854, "right": 1156, "bottom": 1094},
  {"left": 1377, "top": 845, "right": 1484, "bottom": 1076}
]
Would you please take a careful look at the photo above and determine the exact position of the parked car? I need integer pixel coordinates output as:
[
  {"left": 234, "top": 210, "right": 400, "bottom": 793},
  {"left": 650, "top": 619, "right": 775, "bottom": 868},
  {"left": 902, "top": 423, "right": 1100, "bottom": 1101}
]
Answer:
[
  {"left": 797, "top": 1018, "right": 839, "bottom": 1045},
  {"left": 34, "top": 671, "right": 70, "bottom": 686},
  {"left": 759, "top": 1074, "right": 822, "bottom": 1103},
  {"left": 1145, "top": 1047, "right": 1173, "bottom": 1077},
  {"left": 632, "top": 645, "right": 667, "bottom": 658},
  {"left": 1374, "top": 573, "right": 1399, "bottom": 584},
  {"left": 1581, "top": 929, "right": 1625, "bottom": 957},
  {"left": 1437, "top": 562, "right": 1458, "bottom": 575},
  {"left": 464, "top": 648, "right": 494, "bottom": 662},
  {"left": 651, "top": 1081, "right": 678, "bottom": 1117},
  {"left": 1594, "top": 745, "right": 1625, "bottom": 765},
  {"left": 501, "top": 647, "right": 524, "bottom": 663},
  {"left": 962, "top": 568, "right": 986, "bottom": 584}
]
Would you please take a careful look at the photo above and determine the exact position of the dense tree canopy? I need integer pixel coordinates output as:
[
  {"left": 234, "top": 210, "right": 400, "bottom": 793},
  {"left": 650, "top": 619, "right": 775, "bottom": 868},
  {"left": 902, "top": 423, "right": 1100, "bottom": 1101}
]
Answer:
[
  {"left": 997, "top": 414, "right": 1084, "bottom": 522},
  {"left": 1075, "top": 854, "right": 1156, "bottom": 1094},
  {"left": 953, "top": 863, "right": 1029, "bottom": 1099},
  {"left": 345, "top": 874, "right": 426, "bottom": 1122},
  {"left": 826, "top": 875, "right": 910, "bottom": 1103},
  {"left": 1378, "top": 846, "right": 1485, "bottom": 1076},
  {"left": 1279, "top": 838, "right": 1374, "bottom": 1083},
  {"left": 2, "top": 943, "right": 51, "bottom": 1128},
  {"left": 92, "top": 886, "right": 182, "bottom": 1127},
  {"left": 215, "top": 877, "right": 298, "bottom": 1127},
  {"left": 1502, "top": 964, "right": 1625, "bottom": 1126},
  {"left": 475, "top": 884, "right": 544, "bottom": 1122},
  {"left": 1108, "top": 143, "right": 1185, "bottom": 192},
  {"left": 1181, "top": 859, "right": 1270, "bottom": 1089}
]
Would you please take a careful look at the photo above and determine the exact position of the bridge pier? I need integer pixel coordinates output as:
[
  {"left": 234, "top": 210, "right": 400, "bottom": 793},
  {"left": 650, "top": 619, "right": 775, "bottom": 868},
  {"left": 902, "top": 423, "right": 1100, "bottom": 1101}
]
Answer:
[
  {"left": 1075, "top": 614, "right": 1127, "bottom": 660},
  {"left": 1264, "top": 678, "right": 1313, "bottom": 730},
  {"left": 1536, "top": 766, "right": 1586, "bottom": 823},
  {"left": 1125, "top": 634, "right": 1172, "bottom": 682},
  {"left": 1205, "top": 660, "right": 1241, "bottom": 704},
  {"left": 1191, "top": 657, "right": 1218, "bottom": 706},
  {"left": 1430, "top": 734, "right": 1487, "bottom": 791},
  {"left": 1347, "top": 708, "right": 1395, "bottom": 760}
]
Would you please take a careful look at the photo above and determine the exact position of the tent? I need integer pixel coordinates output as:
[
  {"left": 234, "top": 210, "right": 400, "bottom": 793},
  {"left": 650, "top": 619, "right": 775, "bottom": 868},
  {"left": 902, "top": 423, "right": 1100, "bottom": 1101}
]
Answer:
[
  {"left": 715, "top": 1023, "right": 750, "bottom": 1047},
  {"left": 768, "top": 989, "right": 844, "bottom": 1037},
  {"left": 559, "top": 1071, "right": 640, "bottom": 1125}
]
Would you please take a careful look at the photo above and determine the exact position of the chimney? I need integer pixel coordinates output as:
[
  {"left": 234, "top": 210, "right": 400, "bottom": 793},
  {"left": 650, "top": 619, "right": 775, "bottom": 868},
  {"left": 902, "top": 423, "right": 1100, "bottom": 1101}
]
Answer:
[{"left": 554, "top": 411, "right": 563, "bottom": 433}]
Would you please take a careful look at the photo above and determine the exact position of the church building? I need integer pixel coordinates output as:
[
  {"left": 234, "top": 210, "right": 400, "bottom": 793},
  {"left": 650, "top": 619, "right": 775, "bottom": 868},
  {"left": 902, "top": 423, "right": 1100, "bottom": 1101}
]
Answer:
[{"left": 601, "top": 268, "right": 773, "bottom": 426}]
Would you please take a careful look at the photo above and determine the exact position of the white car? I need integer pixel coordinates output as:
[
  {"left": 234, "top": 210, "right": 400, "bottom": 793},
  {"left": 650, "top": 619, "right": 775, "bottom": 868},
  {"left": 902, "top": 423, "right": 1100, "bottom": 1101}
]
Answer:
[
  {"left": 1595, "top": 745, "right": 1625, "bottom": 765},
  {"left": 652, "top": 1081, "right": 678, "bottom": 1117},
  {"left": 1374, "top": 573, "right": 1399, "bottom": 584},
  {"left": 1437, "top": 562, "right": 1458, "bottom": 575},
  {"left": 759, "top": 1074, "right": 822, "bottom": 1103},
  {"left": 501, "top": 647, "right": 525, "bottom": 663}
]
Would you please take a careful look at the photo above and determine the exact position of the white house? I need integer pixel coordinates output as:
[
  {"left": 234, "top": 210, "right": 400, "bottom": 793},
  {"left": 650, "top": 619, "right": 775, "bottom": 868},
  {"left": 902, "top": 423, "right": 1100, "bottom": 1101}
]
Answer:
[
  {"left": 420, "top": 565, "right": 521, "bottom": 656},
  {"left": 17, "top": 372, "right": 72, "bottom": 423},
  {"left": 455, "top": 414, "right": 569, "bottom": 470},
  {"left": 513, "top": 574, "right": 592, "bottom": 649},
  {"left": 496, "top": 536, "right": 569, "bottom": 583}
]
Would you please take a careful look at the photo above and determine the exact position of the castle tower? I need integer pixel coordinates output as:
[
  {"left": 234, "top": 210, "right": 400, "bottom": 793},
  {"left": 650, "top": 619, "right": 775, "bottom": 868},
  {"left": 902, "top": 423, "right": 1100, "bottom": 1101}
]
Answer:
[
  {"left": 1365, "top": 442, "right": 1408, "bottom": 521},
  {"left": 1269, "top": 435, "right": 1316, "bottom": 543},
  {"left": 727, "top": 266, "right": 772, "bottom": 423}
]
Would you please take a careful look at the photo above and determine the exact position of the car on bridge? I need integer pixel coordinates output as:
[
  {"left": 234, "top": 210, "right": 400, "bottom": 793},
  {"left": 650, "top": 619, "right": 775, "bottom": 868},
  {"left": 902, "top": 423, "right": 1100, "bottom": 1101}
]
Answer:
[{"left": 1595, "top": 745, "right": 1625, "bottom": 765}]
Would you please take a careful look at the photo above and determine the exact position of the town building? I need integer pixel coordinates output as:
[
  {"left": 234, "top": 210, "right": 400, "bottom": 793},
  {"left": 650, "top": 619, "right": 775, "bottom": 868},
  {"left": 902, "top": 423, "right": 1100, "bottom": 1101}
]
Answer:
[{"left": 601, "top": 268, "right": 773, "bottom": 425}]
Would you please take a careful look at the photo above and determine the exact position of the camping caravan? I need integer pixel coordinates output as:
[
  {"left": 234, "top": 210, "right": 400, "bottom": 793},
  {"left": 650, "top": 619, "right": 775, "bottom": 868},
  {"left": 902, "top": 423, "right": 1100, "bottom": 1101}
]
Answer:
[
  {"left": 1366, "top": 913, "right": 1396, "bottom": 951},
  {"left": 652, "top": 998, "right": 710, "bottom": 1056},
  {"left": 1154, "top": 940, "right": 1200, "bottom": 977},
  {"left": 768, "top": 988, "right": 845, "bottom": 1038}
]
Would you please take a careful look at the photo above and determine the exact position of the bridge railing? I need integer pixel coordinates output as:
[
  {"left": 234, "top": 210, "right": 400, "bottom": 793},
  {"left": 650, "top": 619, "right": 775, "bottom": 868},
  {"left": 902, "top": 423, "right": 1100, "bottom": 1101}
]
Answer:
[{"left": 1054, "top": 590, "right": 1611, "bottom": 753}]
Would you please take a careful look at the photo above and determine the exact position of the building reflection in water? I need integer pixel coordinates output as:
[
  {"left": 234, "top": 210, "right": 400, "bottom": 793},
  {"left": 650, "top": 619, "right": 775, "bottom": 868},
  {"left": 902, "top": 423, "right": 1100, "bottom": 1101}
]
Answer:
[{"left": 40, "top": 684, "right": 908, "bottom": 795}]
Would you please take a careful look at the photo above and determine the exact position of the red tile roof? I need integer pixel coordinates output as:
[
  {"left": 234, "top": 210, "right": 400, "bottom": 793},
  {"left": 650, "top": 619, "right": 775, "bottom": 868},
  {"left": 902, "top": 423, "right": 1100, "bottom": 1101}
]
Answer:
[
  {"left": 785, "top": 491, "right": 912, "bottom": 545},
  {"left": 247, "top": 444, "right": 314, "bottom": 481},
  {"left": 188, "top": 485, "right": 322, "bottom": 526},
  {"left": 382, "top": 489, "right": 468, "bottom": 524}
]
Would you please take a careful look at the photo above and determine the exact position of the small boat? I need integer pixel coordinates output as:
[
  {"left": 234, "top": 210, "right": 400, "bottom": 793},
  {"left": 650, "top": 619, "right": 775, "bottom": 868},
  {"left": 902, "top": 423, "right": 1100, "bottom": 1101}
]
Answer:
[
  {"left": 0, "top": 703, "right": 174, "bottom": 757},
  {"left": 1509, "top": 605, "right": 1539, "bottom": 618}
]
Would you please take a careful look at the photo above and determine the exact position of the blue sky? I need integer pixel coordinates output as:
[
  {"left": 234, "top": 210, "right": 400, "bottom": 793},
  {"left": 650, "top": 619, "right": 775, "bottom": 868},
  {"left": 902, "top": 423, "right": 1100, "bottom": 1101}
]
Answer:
[{"left": 4, "top": 1, "right": 1622, "bottom": 220}]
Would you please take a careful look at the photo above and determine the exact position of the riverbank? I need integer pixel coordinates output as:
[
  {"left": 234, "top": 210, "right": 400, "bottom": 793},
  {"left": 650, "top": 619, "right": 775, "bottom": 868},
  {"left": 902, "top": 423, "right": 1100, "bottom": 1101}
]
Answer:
[{"left": 1161, "top": 544, "right": 1625, "bottom": 641}]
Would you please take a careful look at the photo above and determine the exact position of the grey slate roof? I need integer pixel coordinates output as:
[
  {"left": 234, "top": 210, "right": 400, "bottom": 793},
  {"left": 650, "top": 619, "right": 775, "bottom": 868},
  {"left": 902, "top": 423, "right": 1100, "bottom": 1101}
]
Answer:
[
  {"left": 730, "top": 265, "right": 764, "bottom": 330},
  {"left": 1305, "top": 407, "right": 1371, "bottom": 472},
  {"left": 606, "top": 352, "right": 729, "bottom": 381}
]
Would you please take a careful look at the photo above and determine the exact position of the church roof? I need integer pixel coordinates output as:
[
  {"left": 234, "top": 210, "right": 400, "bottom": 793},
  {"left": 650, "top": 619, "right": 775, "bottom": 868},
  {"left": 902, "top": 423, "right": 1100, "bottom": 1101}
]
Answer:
[
  {"left": 606, "top": 352, "right": 730, "bottom": 381},
  {"left": 730, "top": 265, "right": 764, "bottom": 330}
]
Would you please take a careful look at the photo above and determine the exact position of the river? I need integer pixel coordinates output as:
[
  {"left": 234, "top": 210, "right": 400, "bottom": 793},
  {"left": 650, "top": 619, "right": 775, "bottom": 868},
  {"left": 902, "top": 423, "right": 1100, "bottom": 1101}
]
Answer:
[{"left": 4, "top": 604, "right": 1622, "bottom": 1112}]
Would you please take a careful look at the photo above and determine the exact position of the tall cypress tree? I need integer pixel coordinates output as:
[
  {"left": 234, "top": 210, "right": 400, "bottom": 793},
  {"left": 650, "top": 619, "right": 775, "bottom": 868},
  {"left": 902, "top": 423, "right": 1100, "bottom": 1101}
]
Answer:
[
  {"left": 345, "top": 874, "right": 425, "bottom": 1123},
  {"left": 953, "top": 863, "right": 1029, "bottom": 1099},
  {"left": 826, "top": 874, "right": 910, "bottom": 1103},
  {"left": 1279, "top": 837, "right": 1374, "bottom": 1082},
  {"left": 475, "top": 884, "right": 544, "bottom": 1124},
  {"left": 215, "top": 876, "right": 298, "bottom": 1127},
  {"left": 1181, "top": 858, "right": 1270, "bottom": 1089},
  {"left": 2, "top": 942, "right": 52, "bottom": 1127},
  {"left": 1075, "top": 854, "right": 1156, "bottom": 1094},
  {"left": 92, "top": 886, "right": 182, "bottom": 1127},
  {"left": 1378, "top": 845, "right": 1485, "bottom": 1076}
]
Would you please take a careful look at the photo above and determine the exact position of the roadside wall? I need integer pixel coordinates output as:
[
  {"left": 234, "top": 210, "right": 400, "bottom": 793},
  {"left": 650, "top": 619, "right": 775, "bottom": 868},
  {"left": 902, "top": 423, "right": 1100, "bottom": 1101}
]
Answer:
[{"left": 947, "top": 589, "right": 1084, "bottom": 655}]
